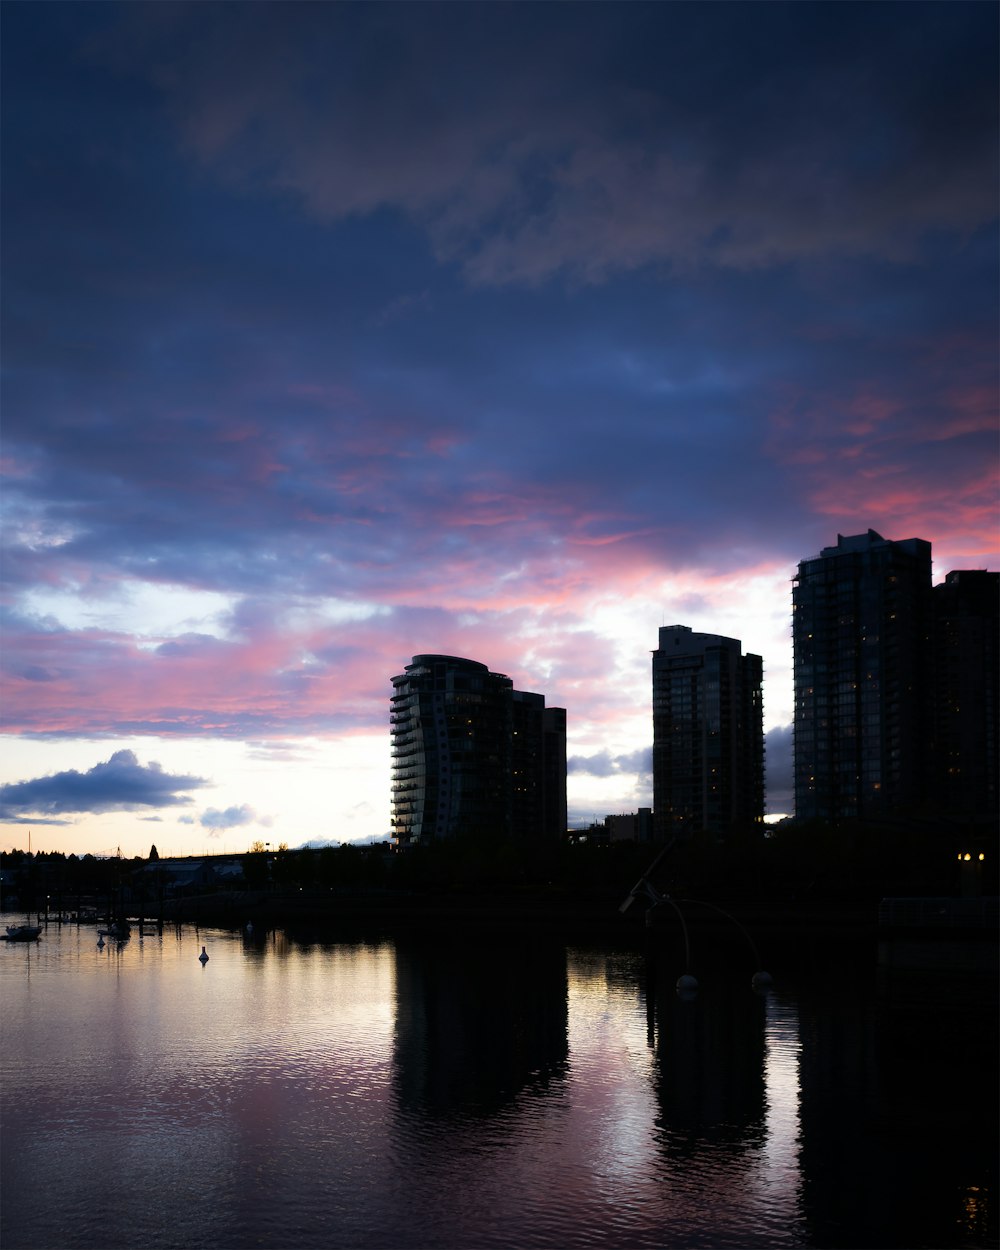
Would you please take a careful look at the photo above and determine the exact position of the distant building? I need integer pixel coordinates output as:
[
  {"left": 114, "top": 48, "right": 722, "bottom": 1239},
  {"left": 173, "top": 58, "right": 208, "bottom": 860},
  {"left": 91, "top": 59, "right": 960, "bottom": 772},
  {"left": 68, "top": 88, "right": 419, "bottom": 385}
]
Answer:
[
  {"left": 792, "top": 529, "right": 933, "bottom": 822},
  {"left": 138, "top": 856, "right": 245, "bottom": 894},
  {"left": 390, "top": 655, "right": 567, "bottom": 848},
  {"left": 652, "top": 626, "right": 764, "bottom": 841},
  {"left": 605, "top": 808, "right": 653, "bottom": 843},
  {"left": 931, "top": 569, "right": 999, "bottom": 823}
]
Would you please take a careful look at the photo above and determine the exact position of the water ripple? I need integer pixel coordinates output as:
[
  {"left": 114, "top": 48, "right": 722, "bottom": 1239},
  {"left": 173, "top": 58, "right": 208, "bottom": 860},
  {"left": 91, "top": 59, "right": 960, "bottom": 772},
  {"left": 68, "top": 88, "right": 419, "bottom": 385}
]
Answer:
[{"left": 2, "top": 921, "right": 994, "bottom": 1250}]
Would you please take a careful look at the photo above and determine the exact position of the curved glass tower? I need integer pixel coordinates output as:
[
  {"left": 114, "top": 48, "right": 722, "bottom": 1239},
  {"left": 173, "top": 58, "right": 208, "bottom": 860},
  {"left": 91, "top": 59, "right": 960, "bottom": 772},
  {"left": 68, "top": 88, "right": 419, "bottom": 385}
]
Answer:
[
  {"left": 390, "top": 654, "right": 567, "bottom": 847},
  {"left": 390, "top": 655, "right": 514, "bottom": 847}
]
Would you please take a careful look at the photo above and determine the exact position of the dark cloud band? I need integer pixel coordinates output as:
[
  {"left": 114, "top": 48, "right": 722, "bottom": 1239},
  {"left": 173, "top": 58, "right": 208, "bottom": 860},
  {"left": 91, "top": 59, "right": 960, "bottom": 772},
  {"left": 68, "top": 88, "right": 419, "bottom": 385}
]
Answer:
[{"left": 0, "top": 751, "right": 206, "bottom": 818}]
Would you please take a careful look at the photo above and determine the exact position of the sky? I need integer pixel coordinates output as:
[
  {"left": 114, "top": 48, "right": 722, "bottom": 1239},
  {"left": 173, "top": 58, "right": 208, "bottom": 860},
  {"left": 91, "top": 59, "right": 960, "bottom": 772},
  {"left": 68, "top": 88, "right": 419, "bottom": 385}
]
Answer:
[{"left": 2, "top": 1, "right": 997, "bottom": 858}]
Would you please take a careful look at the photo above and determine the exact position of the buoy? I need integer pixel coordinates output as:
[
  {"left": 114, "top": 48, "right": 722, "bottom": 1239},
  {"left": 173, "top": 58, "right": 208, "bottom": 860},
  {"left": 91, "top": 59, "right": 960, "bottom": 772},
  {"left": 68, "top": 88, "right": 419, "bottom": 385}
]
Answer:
[
  {"left": 676, "top": 973, "right": 699, "bottom": 996},
  {"left": 97, "top": 935, "right": 105, "bottom": 949},
  {"left": 199, "top": 946, "right": 209, "bottom": 964},
  {"left": 751, "top": 970, "right": 773, "bottom": 991}
]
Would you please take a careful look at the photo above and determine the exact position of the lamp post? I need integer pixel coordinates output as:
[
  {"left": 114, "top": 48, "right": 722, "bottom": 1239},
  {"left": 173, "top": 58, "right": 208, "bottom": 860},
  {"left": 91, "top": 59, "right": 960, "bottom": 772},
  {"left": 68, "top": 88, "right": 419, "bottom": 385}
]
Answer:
[{"left": 957, "top": 850, "right": 985, "bottom": 898}]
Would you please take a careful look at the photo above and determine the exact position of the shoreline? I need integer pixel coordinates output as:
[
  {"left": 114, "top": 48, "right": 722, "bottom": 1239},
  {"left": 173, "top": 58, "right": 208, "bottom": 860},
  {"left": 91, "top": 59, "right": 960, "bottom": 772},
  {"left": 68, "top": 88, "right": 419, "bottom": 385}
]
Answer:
[
  {"left": 9, "top": 890, "right": 995, "bottom": 951},
  {"left": 154, "top": 887, "right": 988, "bottom": 943}
]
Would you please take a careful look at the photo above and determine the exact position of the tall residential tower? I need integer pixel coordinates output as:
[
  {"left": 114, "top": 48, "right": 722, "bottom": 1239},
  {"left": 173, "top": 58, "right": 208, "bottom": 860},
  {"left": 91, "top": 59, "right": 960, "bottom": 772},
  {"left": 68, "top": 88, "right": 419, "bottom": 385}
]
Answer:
[
  {"left": 931, "top": 569, "right": 999, "bottom": 824},
  {"left": 651, "top": 626, "right": 764, "bottom": 841},
  {"left": 390, "top": 654, "right": 566, "bottom": 848},
  {"left": 792, "top": 530, "right": 933, "bottom": 822}
]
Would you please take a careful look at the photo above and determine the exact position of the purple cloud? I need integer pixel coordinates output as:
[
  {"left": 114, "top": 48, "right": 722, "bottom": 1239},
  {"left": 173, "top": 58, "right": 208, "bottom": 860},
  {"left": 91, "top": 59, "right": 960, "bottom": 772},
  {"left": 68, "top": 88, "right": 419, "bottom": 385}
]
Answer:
[
  {"left": 95, "top": 5, "right": 996, "bottom": 285},
  {"left": 569, "top": 749, "right": 652, "bottom": 780},
  {"left": 199, "top": 804, "right": 258, "bottom": 831},
  {"left": 0, "top": 751, "right": 207, "bottom": 818},
  {"left": 0, "top": 2, "right": 995, "bottom": 845}
]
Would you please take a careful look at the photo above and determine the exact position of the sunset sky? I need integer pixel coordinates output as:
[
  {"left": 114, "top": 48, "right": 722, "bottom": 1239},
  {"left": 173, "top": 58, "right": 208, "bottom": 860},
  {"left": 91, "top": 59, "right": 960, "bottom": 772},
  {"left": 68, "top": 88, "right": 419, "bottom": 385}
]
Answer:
[{"left": 2, "top": 1, "right": 997, "bottom": 858}]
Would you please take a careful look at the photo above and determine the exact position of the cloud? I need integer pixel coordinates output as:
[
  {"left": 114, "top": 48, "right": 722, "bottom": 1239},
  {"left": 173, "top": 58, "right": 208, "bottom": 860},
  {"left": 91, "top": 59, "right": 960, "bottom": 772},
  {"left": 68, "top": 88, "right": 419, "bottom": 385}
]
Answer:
[
  {"left": 98, "top": 4, "right": 997, "bottom": 286},
  {"left": 1, "top": 815, "right": 73, "bottom": 827},
  {"left": 0, "top": 2, "right": 995, "bottom": 843},
  {"left": 0, "top": 750, "right": 206, "bottom": 819},
  {"left": 199, "top": 804, "right": 257, "bottom": 831},
  {"left": 569, "top": 748, "right": 652, "bottom": 779}
]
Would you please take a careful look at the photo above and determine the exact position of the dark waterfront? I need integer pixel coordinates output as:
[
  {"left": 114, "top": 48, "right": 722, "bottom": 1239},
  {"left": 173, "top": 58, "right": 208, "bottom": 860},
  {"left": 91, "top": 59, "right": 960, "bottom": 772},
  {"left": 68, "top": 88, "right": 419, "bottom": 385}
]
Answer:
[{"left": 1, "top": 914, "right": 995, "bottom": 1250}]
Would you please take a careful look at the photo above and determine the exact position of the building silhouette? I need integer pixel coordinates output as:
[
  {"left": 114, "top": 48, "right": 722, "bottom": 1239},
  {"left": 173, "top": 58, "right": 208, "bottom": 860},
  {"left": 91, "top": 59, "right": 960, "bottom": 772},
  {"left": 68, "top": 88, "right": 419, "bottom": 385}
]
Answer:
[
  {"left": 390, "top": 654, "right": 567, "bottom": 848},
  {"left": 511, "top": 693, "right": 568, "bottom": 845},
  {"left": 931, "top": 569, "right": 999, "bottom": 824},
  {"left": 605, "top": 808, "right": 653, "bottom": 843},
  {"left": 541, "top": 705, "right": 568, "bottom": 841},
  {"left": 792, "top": 529, "right": 934, "bottom": 822},
  {"left": 651, "top": 626, "right": 764, "bottom": 841}
]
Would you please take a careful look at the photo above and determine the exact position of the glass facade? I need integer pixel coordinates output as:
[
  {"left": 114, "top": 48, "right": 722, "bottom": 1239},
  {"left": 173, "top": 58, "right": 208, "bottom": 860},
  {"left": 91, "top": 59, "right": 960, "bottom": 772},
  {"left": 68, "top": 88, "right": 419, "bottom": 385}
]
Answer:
[{"left": 390, "top": 656, "right": 567, "bottom": 847}]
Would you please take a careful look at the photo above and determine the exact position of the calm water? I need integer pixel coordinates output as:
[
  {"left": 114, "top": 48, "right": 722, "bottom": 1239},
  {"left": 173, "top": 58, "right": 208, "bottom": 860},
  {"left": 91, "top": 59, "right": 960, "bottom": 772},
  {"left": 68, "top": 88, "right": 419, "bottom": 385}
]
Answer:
[{"left": 1, "top": 914, "right": 995, "bottom": 1250}]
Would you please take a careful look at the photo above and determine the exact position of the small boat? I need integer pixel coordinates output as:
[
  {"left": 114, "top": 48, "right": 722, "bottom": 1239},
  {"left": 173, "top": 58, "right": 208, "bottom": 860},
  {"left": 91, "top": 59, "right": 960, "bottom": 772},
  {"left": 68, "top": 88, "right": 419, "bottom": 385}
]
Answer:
[
  {"left": 98, "top": 921, "right": 131, "bottom": 941},
  {"left": 2, "top": 924, "right": 42, "bottom": 942}
]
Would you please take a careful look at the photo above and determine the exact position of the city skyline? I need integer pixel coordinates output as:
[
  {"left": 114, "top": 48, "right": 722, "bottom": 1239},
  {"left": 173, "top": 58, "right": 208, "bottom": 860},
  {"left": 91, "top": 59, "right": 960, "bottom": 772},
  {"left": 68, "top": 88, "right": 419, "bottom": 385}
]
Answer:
[{"left": 2, "top": 2, "right": 997, "bottom": 857}]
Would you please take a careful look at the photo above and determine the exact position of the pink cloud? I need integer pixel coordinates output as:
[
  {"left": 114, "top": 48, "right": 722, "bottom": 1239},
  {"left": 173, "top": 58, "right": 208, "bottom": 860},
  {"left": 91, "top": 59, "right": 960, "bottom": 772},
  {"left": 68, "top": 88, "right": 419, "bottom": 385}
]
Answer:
[{"left": 808, "top": 465, "right": 999, "bottom": 568}]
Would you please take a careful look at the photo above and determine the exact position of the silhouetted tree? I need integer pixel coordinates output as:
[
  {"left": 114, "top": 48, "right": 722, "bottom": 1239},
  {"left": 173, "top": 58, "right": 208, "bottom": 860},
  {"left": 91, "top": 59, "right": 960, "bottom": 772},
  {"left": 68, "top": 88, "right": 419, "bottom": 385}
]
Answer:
[{"left": 148, "top": 844, "right": 159, "bottom": 861}]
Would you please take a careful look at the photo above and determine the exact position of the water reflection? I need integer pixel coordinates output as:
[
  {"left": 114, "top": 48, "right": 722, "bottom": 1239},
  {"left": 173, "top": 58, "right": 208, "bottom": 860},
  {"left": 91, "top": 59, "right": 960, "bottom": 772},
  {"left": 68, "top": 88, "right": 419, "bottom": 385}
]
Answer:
[
  {"left": 761, "top": 991, "right": 804, "bottom": 1203},
  {"left": 0, "top": 918, "right": 994, "bottom": 1250},
  {"left": 639, "top": 950, "right": 805, "bottom": 1246},
  {"left": 647, "top": 959, "right": 767, "bottom": 1147},
  {"left": 393, "top": 935, "right": 568, "bottom": 1117},
  {"left": 796, "top": 946, "right": 998, "bottom": 1250}
]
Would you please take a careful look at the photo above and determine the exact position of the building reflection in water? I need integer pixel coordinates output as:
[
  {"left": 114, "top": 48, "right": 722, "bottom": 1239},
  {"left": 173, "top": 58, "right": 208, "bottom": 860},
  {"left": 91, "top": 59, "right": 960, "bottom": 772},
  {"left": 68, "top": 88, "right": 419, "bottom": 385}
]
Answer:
[
  {"left": 4, "top": 923, "right": 991, "bottom": 1250},
  {"left": 388, "top": 937, "right": 811, "bottom": 1246},
  {"left": 648, "top": 959, "right": 768, "bottom": 1148},
  {"left": 640, "top": 943, "right": 807, "bottom": 1244},
  {"left": 797, "top": 946, "right": 998, "bottom": 1249},
  {"left": 392, "top": 934, "right": 568, "bottom": 1118}
]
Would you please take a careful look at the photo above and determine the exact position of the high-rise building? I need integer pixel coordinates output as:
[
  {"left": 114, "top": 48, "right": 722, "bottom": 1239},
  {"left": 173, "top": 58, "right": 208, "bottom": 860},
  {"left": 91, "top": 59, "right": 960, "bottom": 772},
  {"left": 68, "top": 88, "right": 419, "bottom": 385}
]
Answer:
[
  {"left": 390, "top": 654, "right": 566, "bottom": 848},
  {"left": 651, "top": 626, "right": 764, "bottom": 841},
  {"left": 792, "top": 530, "right": 933, "bottom": 822},
  {"left": 511, "top": 693, "right": 568, "bottom": 841},
  {"left": 391, "top": 655, "right": 512, "bottom": 847},
  {"left": 542, "top": 706, "right": 568, "bottom": 838},
  {"left": 511, "top": 690, "right": 545, "bottom": 840},
  {"left": 931, "top": 570, "right": 999, "bottom": 823}
]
